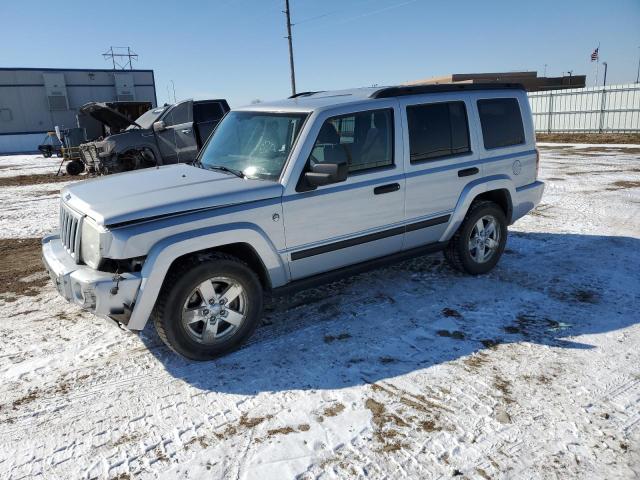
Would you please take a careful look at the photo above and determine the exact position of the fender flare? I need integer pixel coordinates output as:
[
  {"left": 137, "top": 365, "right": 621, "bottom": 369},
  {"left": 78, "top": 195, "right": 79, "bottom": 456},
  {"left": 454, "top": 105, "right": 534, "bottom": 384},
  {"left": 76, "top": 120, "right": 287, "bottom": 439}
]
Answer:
[
  {"left": 439, "top": 175, "right": 515, "bottom": 243},
  {"left": 126, "top": 222, "right": 287, "bottom": 330}
]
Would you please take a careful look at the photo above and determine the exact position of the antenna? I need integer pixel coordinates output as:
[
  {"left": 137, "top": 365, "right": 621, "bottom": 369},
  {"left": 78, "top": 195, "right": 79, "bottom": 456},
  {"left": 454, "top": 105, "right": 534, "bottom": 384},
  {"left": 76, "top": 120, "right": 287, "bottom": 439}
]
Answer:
[{"left": 102, "top": 46, "right": 139, "bottom": 70}]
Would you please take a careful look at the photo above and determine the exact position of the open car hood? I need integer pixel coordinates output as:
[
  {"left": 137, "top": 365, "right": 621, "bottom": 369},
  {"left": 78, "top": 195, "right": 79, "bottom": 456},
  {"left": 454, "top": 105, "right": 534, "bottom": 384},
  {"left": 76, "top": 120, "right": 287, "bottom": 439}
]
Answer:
[{"left": 79, "top": 102, "right": 140, "bottom": 131}]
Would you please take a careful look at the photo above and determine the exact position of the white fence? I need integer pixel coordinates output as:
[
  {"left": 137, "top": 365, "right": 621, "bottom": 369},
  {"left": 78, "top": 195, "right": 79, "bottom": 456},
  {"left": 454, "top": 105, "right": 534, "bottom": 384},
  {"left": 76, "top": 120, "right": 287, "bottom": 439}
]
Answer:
[{"left": 528, "top": 83, "right": 640, "bottom": 133}]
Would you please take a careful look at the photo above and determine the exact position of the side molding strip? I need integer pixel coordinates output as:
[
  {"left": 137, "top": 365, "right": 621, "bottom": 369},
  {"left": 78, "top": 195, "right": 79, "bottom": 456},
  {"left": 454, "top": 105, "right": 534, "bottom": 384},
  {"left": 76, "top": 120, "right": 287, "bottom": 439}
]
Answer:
[{"left": 291, "top": 214, "right": 450, "bottom": 261}]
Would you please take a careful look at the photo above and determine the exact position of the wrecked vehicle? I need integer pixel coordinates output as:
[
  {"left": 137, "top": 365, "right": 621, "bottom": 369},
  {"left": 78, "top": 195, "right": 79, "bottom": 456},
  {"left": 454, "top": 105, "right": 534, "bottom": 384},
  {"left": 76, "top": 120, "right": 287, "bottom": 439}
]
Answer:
[{"left": 77, "top": 99, "right": 230, "bottom": 175}]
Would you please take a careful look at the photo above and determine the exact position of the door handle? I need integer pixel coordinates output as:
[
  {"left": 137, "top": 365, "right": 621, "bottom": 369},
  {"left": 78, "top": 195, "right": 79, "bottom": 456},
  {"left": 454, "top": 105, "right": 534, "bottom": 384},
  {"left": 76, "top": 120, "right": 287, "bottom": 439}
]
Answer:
[
  {"left": 374, "top": 183, "right": 401, "bottom": 195},
  {"left": 458, "top": 167, "right": 479, "bottom": 177},
  {"left": 181, "top": 129, "right": 192, "bottom": 134}
]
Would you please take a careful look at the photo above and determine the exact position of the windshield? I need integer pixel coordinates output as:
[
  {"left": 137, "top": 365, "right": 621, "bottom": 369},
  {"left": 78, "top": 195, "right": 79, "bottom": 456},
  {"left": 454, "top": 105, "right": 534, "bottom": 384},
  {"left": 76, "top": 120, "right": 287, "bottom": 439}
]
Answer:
[
  {"left": 128, "top": 106, "right": 170, "bottom": 130},
  {"left": 199, "top": 111, "right": 307, "bottom": 180}
]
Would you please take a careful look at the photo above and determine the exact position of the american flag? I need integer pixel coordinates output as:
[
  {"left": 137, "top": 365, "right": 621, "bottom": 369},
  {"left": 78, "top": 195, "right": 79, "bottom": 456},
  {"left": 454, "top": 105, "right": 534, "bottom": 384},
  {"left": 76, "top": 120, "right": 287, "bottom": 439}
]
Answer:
[{"left": 591, "top": 47, "right": 599, "bottom": 62}]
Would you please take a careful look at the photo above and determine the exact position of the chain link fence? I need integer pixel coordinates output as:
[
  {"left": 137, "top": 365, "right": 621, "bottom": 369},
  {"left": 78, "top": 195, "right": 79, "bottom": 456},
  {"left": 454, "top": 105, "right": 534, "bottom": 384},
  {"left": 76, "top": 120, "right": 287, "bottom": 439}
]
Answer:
[{"left": 528, "top": 83, "right": 640, "bottom": 133}]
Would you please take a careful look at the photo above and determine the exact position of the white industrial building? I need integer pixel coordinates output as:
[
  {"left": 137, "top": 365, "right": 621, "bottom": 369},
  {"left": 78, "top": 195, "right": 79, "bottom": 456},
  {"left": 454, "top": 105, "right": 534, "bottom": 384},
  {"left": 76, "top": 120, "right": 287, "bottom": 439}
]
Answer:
[{"left": 0, "top": 68, "right": 156, "bottom": 153}]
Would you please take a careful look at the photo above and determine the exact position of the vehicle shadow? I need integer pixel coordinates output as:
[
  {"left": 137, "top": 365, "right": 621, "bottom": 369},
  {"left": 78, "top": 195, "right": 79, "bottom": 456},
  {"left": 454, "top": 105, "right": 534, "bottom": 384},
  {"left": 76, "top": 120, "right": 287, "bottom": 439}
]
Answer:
[{"left": 139, "top": 231, "right": 640, "bottom": 394}]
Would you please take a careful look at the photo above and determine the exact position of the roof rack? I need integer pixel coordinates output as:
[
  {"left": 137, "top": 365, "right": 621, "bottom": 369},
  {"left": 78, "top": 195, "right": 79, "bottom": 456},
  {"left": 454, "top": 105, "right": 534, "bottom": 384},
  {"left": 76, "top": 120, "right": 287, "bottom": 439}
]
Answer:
[
  {"left": 288, "top": 91, "right": 324, "bottom": 99},
  {"left": 370, "top": 83, "right": 525, "bottom": 99}
]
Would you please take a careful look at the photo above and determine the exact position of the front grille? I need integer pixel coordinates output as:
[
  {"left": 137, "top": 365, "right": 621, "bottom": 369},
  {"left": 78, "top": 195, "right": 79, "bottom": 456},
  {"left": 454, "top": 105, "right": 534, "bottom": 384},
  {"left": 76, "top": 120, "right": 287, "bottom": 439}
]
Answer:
[{"left": 59, "top": 202, "right": 83, "bottom": 262}]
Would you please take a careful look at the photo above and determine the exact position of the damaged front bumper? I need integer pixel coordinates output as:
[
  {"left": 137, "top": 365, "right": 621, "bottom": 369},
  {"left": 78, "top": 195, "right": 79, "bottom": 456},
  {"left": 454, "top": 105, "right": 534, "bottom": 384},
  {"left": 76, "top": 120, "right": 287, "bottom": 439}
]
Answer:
[{"left": 42, "top": 234, "right": 141, "bottom": 326}]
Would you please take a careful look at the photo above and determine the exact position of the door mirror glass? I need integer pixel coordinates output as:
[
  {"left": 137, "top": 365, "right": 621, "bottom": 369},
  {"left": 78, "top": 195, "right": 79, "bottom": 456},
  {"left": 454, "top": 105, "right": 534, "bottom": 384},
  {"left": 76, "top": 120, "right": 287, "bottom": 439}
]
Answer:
[
  {"left": 153, "top": 120, "right": 166, "bottom": 132},
  {"left": 304, "top": 145, "right": 349, "bottom": 187}
]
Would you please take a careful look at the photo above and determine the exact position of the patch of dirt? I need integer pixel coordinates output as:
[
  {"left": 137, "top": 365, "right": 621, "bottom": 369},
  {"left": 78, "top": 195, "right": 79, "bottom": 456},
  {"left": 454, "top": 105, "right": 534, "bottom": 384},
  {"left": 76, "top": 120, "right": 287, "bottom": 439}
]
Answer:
[
  {"left": 0, "top": 173, "right": 76, "bottom": 187},
  {"left": 606, "top": 180, "right": 640, "bottom": 191},
  {"left": 34, "top": 189, "right": 61, "bottom": 197},
  {"left": 265, "top": 426, "right": 295, "bottom": 437},
  {"left": 379, "top": 356, "right": 397, "bottom": 364},
  {"left": 0, "top": 238, "right": 48, "bottom": 299},
  {"left": 12, "top": 389, "right": 40, "bottom": 409},
  {"left": 184, "top": 436, "right": 210, "bottom": 449},
  {"left": 323, "top": 403, "right": 345, "bottom": 417},
  {"left": 493, "top": 376, "right": 515, "bottom": 405},
  {"left": 441, "top": 307, "right": 462, "bottom": 318},
  {"left": 239, "top": 414, "right": 270, "bottom": 429},
  {"left": 323, "top": 333, "right": 351, "bottom": 343},
  {"left": 536, "top": 133, "right": 640, "bottom": 144},
  {"left": 463, "top": 352, "right": 491, "bottom": 369},
  {"left": 437, "top": 330, "right": 465, "bottom": 340},
  {"left": 571, "top": 289, "right": 599, "bottom": 304},
  {"left": 111, "top": 433, "right": 141, "bottom": 447}
]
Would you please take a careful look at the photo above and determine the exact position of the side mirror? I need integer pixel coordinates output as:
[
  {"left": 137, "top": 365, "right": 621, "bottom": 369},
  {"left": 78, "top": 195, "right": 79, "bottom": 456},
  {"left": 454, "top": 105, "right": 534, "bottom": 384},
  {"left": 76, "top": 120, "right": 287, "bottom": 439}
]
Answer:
[
  {"left": 304, "top": 145, "right": 349, "bottom": 187},
  {"left": 153, "top": 121, "right": 166, "bottom": 132}
]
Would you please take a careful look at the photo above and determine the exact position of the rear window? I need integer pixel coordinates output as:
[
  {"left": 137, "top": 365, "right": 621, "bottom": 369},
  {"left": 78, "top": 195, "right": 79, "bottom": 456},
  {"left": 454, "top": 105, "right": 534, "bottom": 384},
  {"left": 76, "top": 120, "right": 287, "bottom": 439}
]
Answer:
[
  {"left": 406, "top": 101, "right": 470, "bottom": 163},
  {"left": 477, "top": 98, "right": 525, "bottom": 149}
]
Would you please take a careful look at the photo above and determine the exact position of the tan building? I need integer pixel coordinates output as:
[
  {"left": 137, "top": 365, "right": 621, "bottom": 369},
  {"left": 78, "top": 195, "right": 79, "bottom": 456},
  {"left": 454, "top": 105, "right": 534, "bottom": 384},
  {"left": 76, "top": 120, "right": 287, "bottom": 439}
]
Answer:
[{"left": 405, "top": 71, "right": 586, "bottom": 92}]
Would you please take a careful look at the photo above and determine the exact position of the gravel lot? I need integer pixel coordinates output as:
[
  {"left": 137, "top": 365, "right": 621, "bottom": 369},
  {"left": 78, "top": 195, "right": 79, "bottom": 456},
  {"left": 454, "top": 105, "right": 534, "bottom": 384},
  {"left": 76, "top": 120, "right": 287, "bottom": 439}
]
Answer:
[{"left": 0, "top": 146, "right": 638, "bottom": 479}]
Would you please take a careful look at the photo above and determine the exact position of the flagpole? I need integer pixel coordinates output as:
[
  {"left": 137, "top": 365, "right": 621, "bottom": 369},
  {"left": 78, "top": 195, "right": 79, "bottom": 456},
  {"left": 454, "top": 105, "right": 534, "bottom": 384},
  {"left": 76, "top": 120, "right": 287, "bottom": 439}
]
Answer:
[{"left": 595, "top": 42, "right": 600, "bottom": 86}]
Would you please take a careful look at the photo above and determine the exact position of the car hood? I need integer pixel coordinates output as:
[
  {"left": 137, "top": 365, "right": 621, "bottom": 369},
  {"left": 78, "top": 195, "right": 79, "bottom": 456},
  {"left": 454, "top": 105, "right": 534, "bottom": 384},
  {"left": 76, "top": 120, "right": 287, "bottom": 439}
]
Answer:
[
  {"left": 62, "top": 164, "right": 283, "bottom": 227},
  {"left": 79, "top": 102, "right": 139, "bottom": 131}
]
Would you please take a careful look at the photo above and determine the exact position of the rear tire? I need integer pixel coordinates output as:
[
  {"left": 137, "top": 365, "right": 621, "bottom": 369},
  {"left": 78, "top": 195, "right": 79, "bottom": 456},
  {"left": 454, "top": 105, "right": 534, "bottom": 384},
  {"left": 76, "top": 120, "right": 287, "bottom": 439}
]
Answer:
[
  {"left": 444, "top": 200, "right": 507, "bottom": 275},
  {"left": 152, "top": 253, "right": 263, "bottom": 361}
]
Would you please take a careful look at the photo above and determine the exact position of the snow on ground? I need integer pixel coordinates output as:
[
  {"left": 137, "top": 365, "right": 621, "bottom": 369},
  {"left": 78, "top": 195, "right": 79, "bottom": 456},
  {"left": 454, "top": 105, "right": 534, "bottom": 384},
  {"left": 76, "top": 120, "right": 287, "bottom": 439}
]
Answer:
[
  {"left": 0, "top": 154, "right": 62, "bottom": 178},
  {"left": 0, "top": 148, "right": 638, "bottom": 479}
]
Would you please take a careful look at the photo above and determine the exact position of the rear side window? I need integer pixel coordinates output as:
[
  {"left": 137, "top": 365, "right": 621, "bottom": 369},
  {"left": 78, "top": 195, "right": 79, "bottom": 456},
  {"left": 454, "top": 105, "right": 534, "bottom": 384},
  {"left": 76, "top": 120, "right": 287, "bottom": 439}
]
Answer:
[
  {"left": 406, "top": 101, "right": 470, "bottom": 163},
  {"left": 477, "top": 98, "right": 525, "bottom": 149},
  {"left": 194, "top": 102, "right": 225, "bottom": 123}
]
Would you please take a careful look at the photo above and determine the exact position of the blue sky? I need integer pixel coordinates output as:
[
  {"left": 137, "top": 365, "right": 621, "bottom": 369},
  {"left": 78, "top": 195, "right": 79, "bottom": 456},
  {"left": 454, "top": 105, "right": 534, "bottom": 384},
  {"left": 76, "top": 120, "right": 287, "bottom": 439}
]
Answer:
[{"left": 2, "top": 0, "right": 639, "bottom": 107}]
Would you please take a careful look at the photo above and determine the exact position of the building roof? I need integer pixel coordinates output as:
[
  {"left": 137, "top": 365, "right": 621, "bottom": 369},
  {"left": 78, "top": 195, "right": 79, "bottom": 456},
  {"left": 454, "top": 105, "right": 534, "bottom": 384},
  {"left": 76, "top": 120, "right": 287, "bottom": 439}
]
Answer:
[{"left": 405, "top": 71, "right": 586, "bottom": 92}]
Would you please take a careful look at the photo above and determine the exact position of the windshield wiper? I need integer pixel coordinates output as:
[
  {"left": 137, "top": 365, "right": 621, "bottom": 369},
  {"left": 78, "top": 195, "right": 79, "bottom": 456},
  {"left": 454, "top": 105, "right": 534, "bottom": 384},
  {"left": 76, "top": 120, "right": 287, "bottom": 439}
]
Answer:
[{"left": 203, "top": 164, "right": 245, "bottom": 179}]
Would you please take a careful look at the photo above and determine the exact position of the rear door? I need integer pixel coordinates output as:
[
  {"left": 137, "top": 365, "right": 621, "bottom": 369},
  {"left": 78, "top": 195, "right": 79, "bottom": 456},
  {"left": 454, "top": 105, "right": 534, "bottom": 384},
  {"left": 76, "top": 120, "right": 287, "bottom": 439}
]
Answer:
[
  {"left": 400, "top": 95, "right": 481, "bottom": 249},
  {"left": 193, "top": 101, "right": 227, "bottom": 147},
  {"left": 282, "top": 104, "right": 405, "bottom": 280}
]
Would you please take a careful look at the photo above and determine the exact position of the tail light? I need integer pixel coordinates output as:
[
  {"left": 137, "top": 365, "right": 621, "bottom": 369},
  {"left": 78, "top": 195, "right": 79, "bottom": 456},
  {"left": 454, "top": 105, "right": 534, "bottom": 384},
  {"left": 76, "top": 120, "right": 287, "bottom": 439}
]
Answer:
[{"left": 535, "top": 148, "right": 540, "bottom": 178}]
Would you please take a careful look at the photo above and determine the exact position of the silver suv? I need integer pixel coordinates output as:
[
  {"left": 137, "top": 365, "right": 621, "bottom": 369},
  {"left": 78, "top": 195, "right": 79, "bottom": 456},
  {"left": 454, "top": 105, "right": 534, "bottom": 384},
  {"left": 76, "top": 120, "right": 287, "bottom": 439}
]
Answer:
[{"left": 42, "top": 84, "right": 544, "bottom": 360}]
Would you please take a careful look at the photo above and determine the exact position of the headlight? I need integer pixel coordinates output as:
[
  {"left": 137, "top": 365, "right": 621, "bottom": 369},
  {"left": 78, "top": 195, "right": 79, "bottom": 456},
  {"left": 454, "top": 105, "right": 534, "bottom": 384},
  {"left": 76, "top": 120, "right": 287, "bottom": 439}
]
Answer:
[{"left": 80, "top": 218, "right": 104, "bottom": 268}]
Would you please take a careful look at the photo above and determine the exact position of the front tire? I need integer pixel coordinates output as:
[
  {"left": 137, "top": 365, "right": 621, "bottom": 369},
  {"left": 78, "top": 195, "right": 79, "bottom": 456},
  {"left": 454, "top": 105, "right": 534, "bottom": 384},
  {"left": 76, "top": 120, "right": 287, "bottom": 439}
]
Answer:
[
  {"left": 444, "top": 201, "right": 507, "bottom": 275},
  {"left": 152, "top": 253, "right": 263, "bottom": 360}
]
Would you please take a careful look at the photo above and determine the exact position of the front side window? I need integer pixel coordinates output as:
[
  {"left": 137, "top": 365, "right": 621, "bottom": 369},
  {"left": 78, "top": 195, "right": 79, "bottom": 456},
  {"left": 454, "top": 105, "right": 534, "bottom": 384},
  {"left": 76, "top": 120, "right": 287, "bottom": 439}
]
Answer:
[
  {"left": 310, "top": 109, "right": 394, "bottom": 173},
  {"left": 164, "top": 102, "right": 192, "bottom": 127},
  {"left": 199, "top": 111, "right": 307, "bottom": 180},
  {"left": 407, "top": 101, "right": 470, "bottom": 163},
  {"left": 129, "top": 106, "right": 168, "bottom": 130},
  {"left": 477, "top": 98, "right": 525, "bottom": 149}
]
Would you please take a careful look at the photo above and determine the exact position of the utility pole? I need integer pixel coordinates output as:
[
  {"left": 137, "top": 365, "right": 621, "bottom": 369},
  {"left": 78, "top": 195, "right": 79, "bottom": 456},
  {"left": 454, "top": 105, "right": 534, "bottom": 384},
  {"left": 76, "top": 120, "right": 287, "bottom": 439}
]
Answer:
[
  {"left": 602, "top": 62, "right": 608, "bottom": 87},
  {"left": 543, "top": 64, "right": 548, "bottom": 77},
  {"left": 636, "top": 47, "right": 640, "bottom": 83},
  {"left": 284, "top": 0, "right": 297, "bottom": 96}
]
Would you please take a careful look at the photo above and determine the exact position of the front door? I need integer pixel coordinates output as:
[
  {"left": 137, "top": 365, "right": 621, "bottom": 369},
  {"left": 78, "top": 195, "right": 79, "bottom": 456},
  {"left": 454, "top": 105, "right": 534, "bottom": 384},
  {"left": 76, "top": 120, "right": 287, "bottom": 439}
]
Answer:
[
  {"left": 282, "top": 106, "right": 405, "bottom": 280},
  {"left": 156, "top": 101, "right": 198, "bottom": 164}
]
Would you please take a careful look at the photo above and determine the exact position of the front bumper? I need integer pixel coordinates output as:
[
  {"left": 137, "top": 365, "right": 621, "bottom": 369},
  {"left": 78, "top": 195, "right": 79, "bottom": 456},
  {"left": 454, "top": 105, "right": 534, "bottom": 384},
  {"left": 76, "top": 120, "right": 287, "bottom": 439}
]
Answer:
[
  {"left": 42, "top": 234, "right": 142, "bottom": 325},
  {"left": 512, "top": 181, "right": 545, "bottom": 223}
]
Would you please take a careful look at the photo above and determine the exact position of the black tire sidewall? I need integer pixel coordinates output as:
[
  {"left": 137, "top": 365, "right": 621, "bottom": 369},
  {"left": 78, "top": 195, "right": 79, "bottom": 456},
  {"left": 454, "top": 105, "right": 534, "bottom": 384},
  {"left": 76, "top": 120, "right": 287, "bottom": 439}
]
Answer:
[
  {"left": 66, "top": 160, "right": 84, "bottom": 176},
  {"left": 457, "top": 204, "right": 507, "bottom": 275},
  {"left": 159, "top": 259, "right": 263, "bottom": 360}
]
